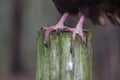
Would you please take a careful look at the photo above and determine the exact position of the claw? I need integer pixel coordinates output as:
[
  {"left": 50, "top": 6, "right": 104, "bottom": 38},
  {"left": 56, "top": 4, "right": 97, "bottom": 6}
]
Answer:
[
  {"left": 70, "top": 15, "right": 87, "bottom": 51},
  {"left": 70, "top": 32, "right": 76, "bottom": 52},
  {"left": 41, "top": 13, "right": 70, "bottom": 45},
  {"left": 41, "top": 25, "right": 75, "bottom": 45},
  {"left": 41, "top": 26, "right": 55, "bottom": 45},
  {"left": 56, "top": 28, "right": 61, "bottom": 35},
  {"left": 70, "top": 31, "right": 87, "bottom": 51},
  {"left": 78, "top": 33, "right": 87, "bottom": 46}
]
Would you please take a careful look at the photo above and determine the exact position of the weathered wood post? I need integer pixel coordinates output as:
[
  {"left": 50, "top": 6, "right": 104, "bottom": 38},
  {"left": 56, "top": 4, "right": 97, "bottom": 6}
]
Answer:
[{"left": 36, "top": 30, "right": 92, "bottom": 80}]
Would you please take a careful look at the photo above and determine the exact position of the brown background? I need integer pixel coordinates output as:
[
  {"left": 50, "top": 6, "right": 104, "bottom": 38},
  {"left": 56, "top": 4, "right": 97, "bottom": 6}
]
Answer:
[{"left": 0, "top": 0, "right": 120, "bottom": 80}]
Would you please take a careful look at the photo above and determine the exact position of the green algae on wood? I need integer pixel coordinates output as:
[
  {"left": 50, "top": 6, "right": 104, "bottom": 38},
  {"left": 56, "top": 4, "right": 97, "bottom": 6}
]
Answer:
[{"left": 36, "top": 30, "right": 92, "bottom": 80}]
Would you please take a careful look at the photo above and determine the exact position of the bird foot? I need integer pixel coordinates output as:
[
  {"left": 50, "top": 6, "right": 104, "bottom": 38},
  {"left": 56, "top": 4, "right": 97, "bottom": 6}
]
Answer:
[
  {"left": 70, "top": 15, "right": 87, "bottom": 53},
  {"left": 70, "top": 28, "right": 87, "bottom": 53},
  {"left": 41, "top": 15, "right": 86, "bottom": 51},
  {"left": 41, "top": 25, "right": 86, "bottom": 50},
  {"left": 41, "top": 25, "right": 74, "bottom": 44}
]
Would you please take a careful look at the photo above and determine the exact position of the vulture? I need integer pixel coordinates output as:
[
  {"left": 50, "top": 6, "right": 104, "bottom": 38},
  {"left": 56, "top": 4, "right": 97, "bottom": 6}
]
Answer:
[{"left": 42, "top": 0, "right": 120, "bottom": 50}]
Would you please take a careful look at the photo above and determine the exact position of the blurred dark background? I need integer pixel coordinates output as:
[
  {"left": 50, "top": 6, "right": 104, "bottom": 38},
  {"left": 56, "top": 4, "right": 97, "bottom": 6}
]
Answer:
[
  {"left": 0, "top": 0, "right": 120, "bottom": 80},
  {"left": 0, "top": 0, "right": 60, "bottom": 80}
]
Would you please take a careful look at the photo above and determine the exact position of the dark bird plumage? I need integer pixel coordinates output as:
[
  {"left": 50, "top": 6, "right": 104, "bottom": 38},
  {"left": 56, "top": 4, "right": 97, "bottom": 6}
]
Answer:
[
  {"left": 41, "top": 0, "right": 120, "bottom": 71},
  {"left": 52, "top": 0, "right": 120, "bottom": 25},
  {"left": 41, "top": 0, "right": 120, "bottom": 56}
]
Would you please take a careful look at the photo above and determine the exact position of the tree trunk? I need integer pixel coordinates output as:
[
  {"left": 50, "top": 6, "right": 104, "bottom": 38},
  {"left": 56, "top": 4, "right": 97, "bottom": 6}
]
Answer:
[{"left": 36, "top": 30, "right": 92, "bottom": 80}]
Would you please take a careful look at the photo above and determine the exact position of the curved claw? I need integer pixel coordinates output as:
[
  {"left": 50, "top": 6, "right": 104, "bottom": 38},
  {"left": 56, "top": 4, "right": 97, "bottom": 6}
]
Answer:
[
  {"left": 41, "top": 26, "right": 55, "bottom": 44},
  {"left": 70, "top": 30, "right": 87, "bottom": 53},
  {"left": 78, "top": 33, "right": 87, "bottom": 46},
  {"left": 41, "top": 26, "right": 74, "bottom": 45},
  {"left": 70, "top": 15, "right": 87, "bottom": 51},
  {"left": 70, "top": 32, "right": 76, "bottom": 53}
]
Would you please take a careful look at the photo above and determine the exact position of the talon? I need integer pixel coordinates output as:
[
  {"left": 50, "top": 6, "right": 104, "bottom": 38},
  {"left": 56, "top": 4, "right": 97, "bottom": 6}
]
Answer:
[
  {"left": 70, "top": 15, "right": 86, "bottom": 50},
  {"left": 41, "top": 13, "right": 70, "bottom": 45},
  {"left": 79, "top": 33, "right": 87, "bottom": 45},
  {"left": 81, "top": 36, "right": 87, "bottom": 46},
  {"left": 56, "top": 28, "right": 61, "bottom": 35},
  {"left": 42, "top": 26, "right": 54, "bottom": 45},
  {"left": 70, "top": 32, "right": 76, "bottom": 51}
]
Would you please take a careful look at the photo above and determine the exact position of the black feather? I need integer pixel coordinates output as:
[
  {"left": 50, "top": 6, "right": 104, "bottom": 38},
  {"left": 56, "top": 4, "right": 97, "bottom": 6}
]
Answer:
[{"left": 52, "top": 0, "right": 120, "bottom": 25}]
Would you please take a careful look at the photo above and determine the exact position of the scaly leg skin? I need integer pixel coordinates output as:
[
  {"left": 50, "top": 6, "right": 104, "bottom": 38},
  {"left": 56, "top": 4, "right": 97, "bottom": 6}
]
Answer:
[
  {"left": 41, "top": 13, "right": 74, "bottom": 44},
  {"left": 66, "top": 15, "right": 86, "bottom": 71},
  {"left": 70, "top": 15, "right": 86, "bottom": 53}
]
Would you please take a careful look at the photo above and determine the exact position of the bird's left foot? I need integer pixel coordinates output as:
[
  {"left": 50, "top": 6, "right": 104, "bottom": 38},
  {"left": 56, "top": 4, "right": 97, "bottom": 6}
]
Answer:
[{"left": 70, "top": 15, "right": 87, "bottom": 52}]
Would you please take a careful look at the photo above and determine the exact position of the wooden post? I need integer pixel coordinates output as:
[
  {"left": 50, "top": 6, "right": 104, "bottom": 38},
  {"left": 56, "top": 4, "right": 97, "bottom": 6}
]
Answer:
[{"left": 36, "top": 30, "right": 92, "bottom": 80}]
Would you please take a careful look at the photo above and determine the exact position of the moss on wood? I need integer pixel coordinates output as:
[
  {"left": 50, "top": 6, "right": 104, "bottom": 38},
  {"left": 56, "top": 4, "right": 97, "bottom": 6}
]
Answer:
[{"left": 36, "top": 30, "right": 92, "bottom": 80}]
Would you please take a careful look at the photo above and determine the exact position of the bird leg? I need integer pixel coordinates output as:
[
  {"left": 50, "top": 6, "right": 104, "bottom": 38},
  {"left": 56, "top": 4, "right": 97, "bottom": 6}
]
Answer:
[
  {"left": 70, "top": 15, "right": 86, "bottom": 53},
  {"left": 66, "top": 15, "right": 86, "bottom": 71},
  {"left": 41, "top": 13, "right": 73, "bottom": 44}
]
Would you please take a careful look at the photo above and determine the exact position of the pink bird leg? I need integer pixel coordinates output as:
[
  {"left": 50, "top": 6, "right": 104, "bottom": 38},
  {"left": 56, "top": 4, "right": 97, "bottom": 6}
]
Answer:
[
  {"left": 41, "top": 13, "right": 74, "bottom": 44},
  {"left": 70, "top": 15, "right": 86, "bottom": 52}
]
